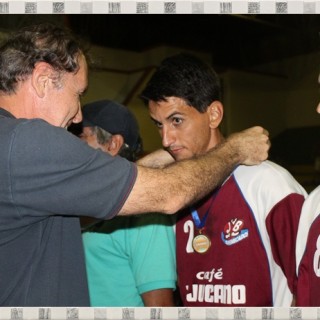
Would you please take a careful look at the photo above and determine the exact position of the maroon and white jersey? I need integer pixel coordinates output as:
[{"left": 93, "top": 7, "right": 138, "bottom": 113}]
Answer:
[
  {"left": 296, "top": 186, "right": 320, "bottom": 306},
  {"left": 176, "top": 161, "right": 306, "bottom": 307}
]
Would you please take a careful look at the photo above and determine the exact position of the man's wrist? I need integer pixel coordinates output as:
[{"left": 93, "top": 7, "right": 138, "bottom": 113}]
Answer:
[{"left": 215, "top": 137, "right": 242, "bottom": 167}]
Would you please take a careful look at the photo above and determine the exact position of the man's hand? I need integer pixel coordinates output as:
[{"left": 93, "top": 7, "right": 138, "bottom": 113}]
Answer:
[
  {"left": 227, "top": 126, "right": 270, "bottom": 166},
  {"left": 120, "top": 126, "right": 270, "bottom": 216}
]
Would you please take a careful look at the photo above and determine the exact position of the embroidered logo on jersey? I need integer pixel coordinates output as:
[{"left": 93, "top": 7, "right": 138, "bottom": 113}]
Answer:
[{"left": 221, "top": 218, "right": 248, "bottom": 246}]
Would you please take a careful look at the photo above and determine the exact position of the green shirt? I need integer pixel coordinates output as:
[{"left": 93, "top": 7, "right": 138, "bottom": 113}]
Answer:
[{"left": 83, "top": 213, "right": 176, "bottom": 306}]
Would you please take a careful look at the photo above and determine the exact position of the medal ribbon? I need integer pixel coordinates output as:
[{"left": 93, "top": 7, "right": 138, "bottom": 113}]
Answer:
[
  {"left": 191, "top": 208, "right": 209, "bottom": 229},
  {"left": 190, "top": 188, "right": 220, "bottom": 230}
]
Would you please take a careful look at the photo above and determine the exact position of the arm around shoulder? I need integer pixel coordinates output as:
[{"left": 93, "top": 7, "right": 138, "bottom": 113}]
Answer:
[
  {"left": 119, "top": 126, "right": 270, "bottom": 216},
  {"left": 137, "top": 149, "right": 175, "bottom": 168}
]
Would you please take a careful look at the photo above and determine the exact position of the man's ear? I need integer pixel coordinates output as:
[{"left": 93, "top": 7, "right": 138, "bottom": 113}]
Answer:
[
  {"left": 207, "top": 101, "right": 224, "bottom": 129},
  {"left": 107, "top": 134, "right": 125, "bottom": 156},
  {"left": 31, "top": 62, "right": 55, "bottom": 98}
]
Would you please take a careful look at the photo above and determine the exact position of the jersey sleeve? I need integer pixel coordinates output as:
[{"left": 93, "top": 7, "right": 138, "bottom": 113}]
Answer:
[
  {"left": 234, "top": 161, "right": 306, "bottom": 301},
  {"left": 266, "top": 193, "right": 304, "bottom": 295},
  {"left": 9, "top": 119, "right": 137, "bottom": 225},
  {"left": 296, "top": 186, "right": 320, "bottom": 306}
]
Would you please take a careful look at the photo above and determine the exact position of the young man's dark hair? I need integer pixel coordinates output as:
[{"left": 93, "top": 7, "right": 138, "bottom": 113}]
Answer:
[{"left": 141, "top": 53, "right": 221, "bottom": 113}]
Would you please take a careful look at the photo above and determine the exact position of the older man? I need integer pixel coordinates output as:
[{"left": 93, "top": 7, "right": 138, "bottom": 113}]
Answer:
[{"left": 0, "top": 23, "right": 269, "bottom": 306}]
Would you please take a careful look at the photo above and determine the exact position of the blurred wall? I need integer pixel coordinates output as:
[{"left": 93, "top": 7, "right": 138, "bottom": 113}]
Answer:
[
  {"left": 84, "top": 44, "right": 319, "bottom": 153},
  {"left": 83, "top": 44, "right": 212, "bottom": 152}
]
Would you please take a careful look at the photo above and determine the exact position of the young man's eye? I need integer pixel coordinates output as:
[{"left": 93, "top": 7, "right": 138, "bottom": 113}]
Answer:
[
  {"left": 152, "top": 120, "right": 163, "bottom": 128},
  {"left": 172, "top": 117, "right": 183, "bottom": 125}
]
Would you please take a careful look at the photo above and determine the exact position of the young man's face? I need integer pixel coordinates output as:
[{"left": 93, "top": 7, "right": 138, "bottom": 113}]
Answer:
[{"left": 149, "top": 97, "right": 219, "bottom": 161}]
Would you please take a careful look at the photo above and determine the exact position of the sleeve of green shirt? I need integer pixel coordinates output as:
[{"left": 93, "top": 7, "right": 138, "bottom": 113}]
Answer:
[{"left": 129, "top": 213, "right": 177, "bottom": 295}]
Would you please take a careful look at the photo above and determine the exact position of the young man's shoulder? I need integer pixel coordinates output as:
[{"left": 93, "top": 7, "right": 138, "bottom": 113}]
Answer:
[{"left": 233, "top": 160, "right": 307, "bottom": 199}]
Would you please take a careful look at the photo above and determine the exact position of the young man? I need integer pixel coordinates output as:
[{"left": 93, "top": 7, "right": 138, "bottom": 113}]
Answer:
[
  {"left": 0, "top": 23, "right": 269, "bottom": 306},
  {"left": 141, "top": 53, "right": 307, "bottom": 306},
  {"left": 296, "top": 185, "right": 320, "bottom": 306},
  {"left": 80, "top": 99, "right": 176, "bottom": 306},
  {"left": 295, "top": 88, "right": 320, "bottom": 306}
]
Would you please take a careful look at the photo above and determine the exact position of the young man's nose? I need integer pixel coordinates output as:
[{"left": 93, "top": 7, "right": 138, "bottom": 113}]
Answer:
[{"left": 161, "top": 127, "right": 175, "bottom": 148}]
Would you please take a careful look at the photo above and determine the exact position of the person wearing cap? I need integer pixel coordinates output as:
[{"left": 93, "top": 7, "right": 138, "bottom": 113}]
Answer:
[
  {"left": 80, "top": 99, "right": 143, "bottom": 162},
  {"left": 79, "top": 100, "right": 176, "bottom": 306}
]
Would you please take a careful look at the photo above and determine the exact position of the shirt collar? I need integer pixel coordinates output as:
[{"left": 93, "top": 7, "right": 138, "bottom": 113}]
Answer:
[{"left": 0, "top": 108, "right": 15, "bottom": 118}]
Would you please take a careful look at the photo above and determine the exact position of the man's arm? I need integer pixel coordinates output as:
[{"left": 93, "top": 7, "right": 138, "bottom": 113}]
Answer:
[
  {"left": 137, "top": 149, "right": 175, "bottom": 168},
  {"left": 142, "top": 289, "right": 175, "bottom": 306},
  {"left": 119, "top": 126, "right": 270, "bottom": 215}
]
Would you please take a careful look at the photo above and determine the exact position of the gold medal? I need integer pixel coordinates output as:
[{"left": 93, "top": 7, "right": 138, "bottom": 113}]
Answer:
[
  {"left": 190, "top": 191, "right": 218, "bottom": 254},
  {"left": 192, "top": 233, "right": 211, "bottom": 254}
]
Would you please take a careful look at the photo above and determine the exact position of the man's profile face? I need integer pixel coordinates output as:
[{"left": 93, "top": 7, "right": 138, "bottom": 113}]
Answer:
[
  {"left": 50, "top": 54, "right": 88, "bottom": 128},
  {"left": 148, "top": 97, "right": 216, "bottom": 161},
  {"left": 80, "top": 126, "right": 120, "bottom": 157}
]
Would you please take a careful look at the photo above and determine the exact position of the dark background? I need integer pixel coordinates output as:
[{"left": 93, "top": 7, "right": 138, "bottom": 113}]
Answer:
[{"left": 0, "top": 14, "right": 319, "bottom": 70}]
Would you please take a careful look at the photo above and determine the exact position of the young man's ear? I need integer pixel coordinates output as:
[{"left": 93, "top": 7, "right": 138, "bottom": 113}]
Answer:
[
  {"left": 207, "top": 101, "right": 224, "bottom": 129},
  {"left": 31, "top": 62, "right": 55, "bottom": 98},
  {"left": 107, "top": 134, "right": 125, "bottom": 156}
]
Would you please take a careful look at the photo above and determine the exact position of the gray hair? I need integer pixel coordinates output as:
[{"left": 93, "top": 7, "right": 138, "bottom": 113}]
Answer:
[
  {"left": 91, "top": 126, "right": 139, "bottom": 161},
  {"left": 0, "top": 23, "right": 84, "bottom": 94}
]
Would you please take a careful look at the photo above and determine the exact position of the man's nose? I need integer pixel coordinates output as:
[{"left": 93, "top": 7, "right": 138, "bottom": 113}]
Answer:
[
  {"left": 73, "top": 106, "right": 83, "bottom": 124},
  {"left": 161, "top": 126, "right": 175, "bottom": 148}
]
